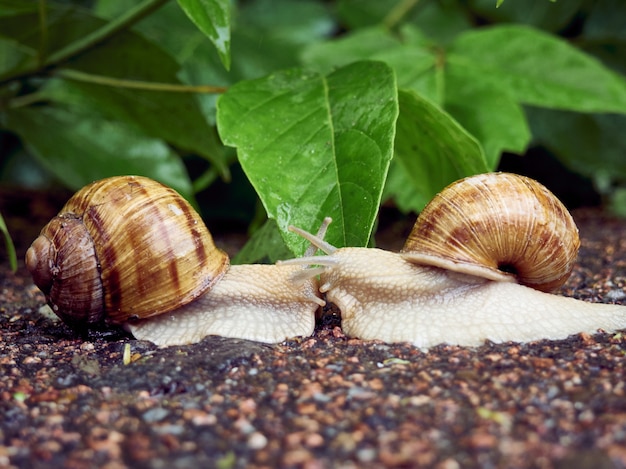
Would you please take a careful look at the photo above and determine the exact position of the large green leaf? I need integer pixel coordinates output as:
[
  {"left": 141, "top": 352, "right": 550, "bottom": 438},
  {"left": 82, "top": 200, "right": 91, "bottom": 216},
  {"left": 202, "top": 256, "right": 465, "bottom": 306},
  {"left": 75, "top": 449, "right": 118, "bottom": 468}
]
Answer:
[
  {"left": 389, "top": 89, "right": 489, "bottom": 212},
  {"left": 449, "top": 25, "right": 626, "bottom": 113},
  {"left": 177, "top": 0, "right": 231, "bottom": 70},
  {"left": 4, "top": 105, "right": 194, "bottom": 200},
  {"left": 217, "top": 61, "right": 398, "bottom": 254},
  {"left": 302, "top": 26, "right": 525, "bottom": 168}
]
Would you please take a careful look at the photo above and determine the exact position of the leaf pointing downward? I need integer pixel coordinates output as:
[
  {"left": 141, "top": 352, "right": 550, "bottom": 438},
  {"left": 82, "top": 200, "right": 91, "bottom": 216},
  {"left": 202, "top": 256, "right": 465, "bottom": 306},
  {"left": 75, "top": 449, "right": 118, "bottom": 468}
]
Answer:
[{"left": 217, "top": 61, "right": 398, "bottom": 255}]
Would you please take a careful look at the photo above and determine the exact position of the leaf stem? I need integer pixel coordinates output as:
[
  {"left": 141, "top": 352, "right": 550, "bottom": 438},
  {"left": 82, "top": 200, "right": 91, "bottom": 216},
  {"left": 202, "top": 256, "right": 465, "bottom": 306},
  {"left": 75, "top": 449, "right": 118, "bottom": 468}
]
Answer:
[
  {"left": 383, "top": 0, "right": 420, "bottom": 30},
  {"left": 8, "top": 92, "right": 47, "bottom": 109},
  {"left": 55, "top": 69, "right": 227, "bottom": 94}
]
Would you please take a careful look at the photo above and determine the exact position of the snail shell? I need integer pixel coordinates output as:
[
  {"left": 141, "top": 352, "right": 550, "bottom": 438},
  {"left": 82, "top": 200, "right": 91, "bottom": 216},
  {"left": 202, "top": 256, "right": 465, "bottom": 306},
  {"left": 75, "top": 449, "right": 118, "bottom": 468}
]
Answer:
[
  {"left": 401, "top": 172, "right": 580, "bottom": 292},
  {"left": 25, "top": 176, "right": 229, "bottom": 327}
]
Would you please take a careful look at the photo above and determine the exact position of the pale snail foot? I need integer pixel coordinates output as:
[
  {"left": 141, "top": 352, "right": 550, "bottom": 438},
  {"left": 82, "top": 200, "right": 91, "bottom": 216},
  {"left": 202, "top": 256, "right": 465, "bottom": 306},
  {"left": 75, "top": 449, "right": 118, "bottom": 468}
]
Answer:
[
  {"left": 329, "top": 250, "right": 626, "bottom": 349},
  {"left": 128, "top": 264, "right": 322, "bottom": 346}
]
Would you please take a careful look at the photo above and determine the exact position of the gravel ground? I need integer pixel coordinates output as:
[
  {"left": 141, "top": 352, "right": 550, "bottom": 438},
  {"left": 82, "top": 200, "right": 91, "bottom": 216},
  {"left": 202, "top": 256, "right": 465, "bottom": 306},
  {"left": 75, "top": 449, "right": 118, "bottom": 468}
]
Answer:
[{"left": 1, "top": 191, "right": 626, "bottom": 469}]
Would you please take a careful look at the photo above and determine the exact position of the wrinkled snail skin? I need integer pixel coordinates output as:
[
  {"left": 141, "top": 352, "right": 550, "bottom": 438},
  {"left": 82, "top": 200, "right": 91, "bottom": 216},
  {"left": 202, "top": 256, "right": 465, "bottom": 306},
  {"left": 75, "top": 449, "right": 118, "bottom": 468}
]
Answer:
[
  {"left": 304, "top": 247, "right": 626, "bottom": 349},
  {"left": 127, "top": 264, "right": 321, "bottom": 346},
  {"left": 283, "top": 173, "right": 626, "bottom": 349},
  {"left": 26, "top": 176, "right": 323, "bottom": 346}
]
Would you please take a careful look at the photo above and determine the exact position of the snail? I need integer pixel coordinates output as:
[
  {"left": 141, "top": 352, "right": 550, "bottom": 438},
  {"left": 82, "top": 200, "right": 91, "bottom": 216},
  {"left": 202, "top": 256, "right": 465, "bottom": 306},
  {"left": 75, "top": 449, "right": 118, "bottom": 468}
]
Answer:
[
  {"left": 280, "top": 172, "right": 626, "bottom": 348},
  {"left": 25, "top": 176, "right": 324, "bottom": 346}
]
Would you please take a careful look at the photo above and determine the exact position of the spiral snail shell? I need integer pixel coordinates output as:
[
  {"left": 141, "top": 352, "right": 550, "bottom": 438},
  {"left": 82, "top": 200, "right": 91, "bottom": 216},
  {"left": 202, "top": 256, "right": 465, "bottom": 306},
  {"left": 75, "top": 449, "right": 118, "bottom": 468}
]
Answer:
[
  {"left": 400, "top": 172, "right": 580, "bottom": 292},
  {"left": 282, "top": 172, "right": 626, "bottom": 348},
  {"left": 26, "top": 176, "right": 323, "bottom": 345},
  {"left": 26, "top": 176, "right": 229, "bottom": 326}
]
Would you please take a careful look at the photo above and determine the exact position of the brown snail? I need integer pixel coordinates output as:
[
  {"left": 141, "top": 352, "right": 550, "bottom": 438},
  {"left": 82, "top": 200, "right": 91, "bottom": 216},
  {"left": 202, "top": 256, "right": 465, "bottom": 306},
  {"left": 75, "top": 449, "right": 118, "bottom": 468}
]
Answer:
[
  {"left": 26, "top": 176, "right": 324, "bottom": 346},
  {"left": 281, "top": 172, "right": 626, "bottom": 348}
]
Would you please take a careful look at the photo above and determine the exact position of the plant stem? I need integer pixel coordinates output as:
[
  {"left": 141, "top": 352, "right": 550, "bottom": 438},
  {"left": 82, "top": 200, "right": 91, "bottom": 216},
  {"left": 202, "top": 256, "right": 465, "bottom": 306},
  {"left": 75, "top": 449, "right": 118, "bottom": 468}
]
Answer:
[
  {"left": 8, "top": 92, "right": 47, "bottom": 109},
  {"left": 56, "top": 69, "right": 227, "bottom": 94},
  {"left": 383, "top": 0, "right": 420, "bottom": 30},
  {"left": 0, "top": 0, "right": 170, "bottom": 85}
]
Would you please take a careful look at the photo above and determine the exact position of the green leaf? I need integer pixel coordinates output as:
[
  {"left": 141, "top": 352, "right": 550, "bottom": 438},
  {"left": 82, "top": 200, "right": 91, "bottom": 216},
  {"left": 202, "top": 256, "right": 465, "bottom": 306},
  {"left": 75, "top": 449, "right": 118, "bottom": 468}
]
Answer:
[
  {"left": 177, "top": 0, "right": 231, "bottom": 70},
  {"left": 337, "top": 0, "right": 470, "bottom": 44},
  {"left": 404, "top": 0, "right": 472, "bottom": 45},
  {"left": 232, "top": 219, "right": 292, "bottom": 265},
  {"left": 336, "top": 0, "right": 393, "bottom": 29},
  {"left": 0, "top": 37, "right": 33, "bottom": 78},
  {"left": 302, "top": 26, "right": 440, "bottom": 103},
  {"left": 217, "top": 61, "right": 399, "bottom": 254},
  {"left": 40, "top": 30, "right": 227, "bottom": 174},
  {"left": 0, "top": 0, "right": 39, "bottom": 16},
  {"left": 0, "top": 211, "right": 17, "bottom": 272},
  {"left": 528, "top": 107, "right": 626, "bottom": 183},
  {"left": 449, "top": 25, "right": 626, "bottom": 113},
  {"left": 389, "top": 89, "right": 488, "bottom": 212},
  {"left": 236, "top": 0, "right": 333, "bottom": 47},
  {"left": 0, "top": 7, "right": 70, "bottom": 80},
  {"left": 383, "top": 160, "right": 430, "bottom": 213},
  {"left": 444, "top": 64, "right": 530, "bottom": 167},
  {"left": 1, "top": 5, "right": 228, "bottom": 174},
  {"left": 177, "top": 0, "right": 335, "bottom": 124},
  {"left": 4, "top": 105, "right": 194, "bottom": 200}
]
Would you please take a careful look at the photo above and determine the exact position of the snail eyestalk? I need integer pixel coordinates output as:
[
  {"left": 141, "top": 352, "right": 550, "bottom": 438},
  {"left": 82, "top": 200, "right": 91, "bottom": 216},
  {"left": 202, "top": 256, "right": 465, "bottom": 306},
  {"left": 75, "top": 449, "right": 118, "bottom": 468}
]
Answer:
[{"left": 277, "top": 217, "right": 339, "bottom": 282}]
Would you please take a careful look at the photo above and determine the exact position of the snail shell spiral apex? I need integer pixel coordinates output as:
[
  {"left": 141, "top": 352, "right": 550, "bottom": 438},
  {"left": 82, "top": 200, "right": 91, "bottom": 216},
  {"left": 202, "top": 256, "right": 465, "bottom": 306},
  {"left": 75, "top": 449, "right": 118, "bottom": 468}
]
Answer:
[
  {"left": 25, "top": 176, "right": 229, "bottom": 327},
  {"left": 401, "top": 172, "right": 580, "bottom": 292}
]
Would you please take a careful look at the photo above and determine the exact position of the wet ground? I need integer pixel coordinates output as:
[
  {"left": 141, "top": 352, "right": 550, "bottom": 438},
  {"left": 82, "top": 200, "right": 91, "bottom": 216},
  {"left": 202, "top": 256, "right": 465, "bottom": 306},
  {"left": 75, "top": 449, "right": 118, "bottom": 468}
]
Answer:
[{"left": 1, "top": 189, "right": 626, "bottom": 469}]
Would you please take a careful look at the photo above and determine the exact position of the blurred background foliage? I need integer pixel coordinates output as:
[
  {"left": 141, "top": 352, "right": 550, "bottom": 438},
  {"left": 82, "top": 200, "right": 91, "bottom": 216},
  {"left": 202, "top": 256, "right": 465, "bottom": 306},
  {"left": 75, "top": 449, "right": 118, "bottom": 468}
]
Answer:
[{"left": 1, "top": 0, "right": 626, "bottom": 269}]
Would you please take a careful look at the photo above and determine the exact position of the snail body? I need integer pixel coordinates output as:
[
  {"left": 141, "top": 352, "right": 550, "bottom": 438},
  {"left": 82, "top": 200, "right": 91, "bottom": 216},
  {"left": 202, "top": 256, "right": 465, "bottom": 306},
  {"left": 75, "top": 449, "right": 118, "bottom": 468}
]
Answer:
[
  {"left": 127, "top": 263, "right": 320, "bottom": 346},
  {"left": 26, "top": 176, "right": 323, "bottom": 346},
  {"left": 283, "top": 173, "right": 626, "bottom": 348}
]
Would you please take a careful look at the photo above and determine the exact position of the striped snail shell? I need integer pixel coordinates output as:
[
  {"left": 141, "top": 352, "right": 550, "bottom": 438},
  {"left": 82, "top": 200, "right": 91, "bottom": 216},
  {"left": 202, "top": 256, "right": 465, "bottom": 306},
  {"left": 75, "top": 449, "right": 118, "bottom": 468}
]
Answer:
[
  {"left": 25, "top": 176, "right": 229, "bottom": 327},
  {"left": 400, "top": 172, "right": 580, "bottom": 292}
]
